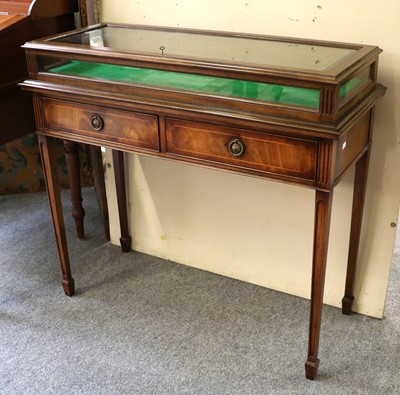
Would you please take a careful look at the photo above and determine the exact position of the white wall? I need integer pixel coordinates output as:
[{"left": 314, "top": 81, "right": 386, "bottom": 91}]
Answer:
[{"left": 100, "top": 0, "right": 400, "bottom": 318}]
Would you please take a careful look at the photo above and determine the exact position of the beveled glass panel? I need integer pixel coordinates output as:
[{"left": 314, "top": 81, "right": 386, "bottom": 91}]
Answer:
[{"left": 51, "top": 26, "right": 356, "bottom": 72}]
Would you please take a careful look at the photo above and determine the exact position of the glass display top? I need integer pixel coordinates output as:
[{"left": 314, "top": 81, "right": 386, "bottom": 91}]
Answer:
[
  {"left": 52, "top": 26, "right": 357, "bottom": 72},
  {"left": 49, "top": 60, "right": 321, "bottom": 109}
]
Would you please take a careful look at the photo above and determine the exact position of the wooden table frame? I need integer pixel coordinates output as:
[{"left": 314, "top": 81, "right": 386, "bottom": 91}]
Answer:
[
  {"left": 34, "top": 106, "right": 378, "bottom": 380},
  {"left": 21, "top": 23, "right": 386, "bottom": 379}
]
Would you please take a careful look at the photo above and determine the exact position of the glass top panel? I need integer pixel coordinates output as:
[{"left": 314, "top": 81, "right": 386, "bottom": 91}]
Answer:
[{"left": 52, "top": 26, "right": 356, "bottom": 72}]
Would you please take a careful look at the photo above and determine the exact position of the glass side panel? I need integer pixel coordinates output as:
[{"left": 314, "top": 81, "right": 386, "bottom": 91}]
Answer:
[
  {"left": 51, "top": 26, "right": 356, "bottom": 72},
  {"left": 339, "top": 67, "right": 371, "bottom": 105},
  {"left": 48, "top": 61, "right": 320, "bottom": 109}
]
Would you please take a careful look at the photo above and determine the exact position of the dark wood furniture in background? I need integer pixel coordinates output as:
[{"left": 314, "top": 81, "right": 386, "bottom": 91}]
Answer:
[
  {"left": 0, "top": 0, "right": 109, "bottom": 238},
  {"left": 0, "top": 0, "right": 77, "bottom": 144},
  {"left": 21, "top": 23, "right": 386, "bottom": 379},
  {"left": 0, "top": 0, "right": 83, "bottom": 226}
]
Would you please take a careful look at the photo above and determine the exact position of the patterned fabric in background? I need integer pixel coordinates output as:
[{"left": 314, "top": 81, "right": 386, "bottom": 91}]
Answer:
[
  {"left": 0, "top": 1, "right": 98, "bottom": 195},
  {"left": 0, "top": 133, "right": 93, "bottom": 195}
]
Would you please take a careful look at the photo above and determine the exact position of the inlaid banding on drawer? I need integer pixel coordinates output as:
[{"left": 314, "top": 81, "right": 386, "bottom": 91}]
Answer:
[
  {"left": 165, "top": 119, "right": 317, "bottom": 180},
  {"left": 42, "top": 98, "right": 159, "bottom": 151}
]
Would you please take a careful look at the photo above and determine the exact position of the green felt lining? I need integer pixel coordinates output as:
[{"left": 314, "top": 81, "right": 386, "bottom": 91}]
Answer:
[{"left": 49, "top": 61, "right": 321, "bottom": 109}]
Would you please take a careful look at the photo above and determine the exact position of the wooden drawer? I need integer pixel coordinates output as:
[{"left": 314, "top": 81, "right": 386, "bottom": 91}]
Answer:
[
  {"left": 334, "top": 111, "right": 370, "bottom": 179},
  {"left": 42, "top": 98, "right": 159, "bottom": 151},
  {"left": 165, "top": 119, "right": 317, "bottom": 181}
]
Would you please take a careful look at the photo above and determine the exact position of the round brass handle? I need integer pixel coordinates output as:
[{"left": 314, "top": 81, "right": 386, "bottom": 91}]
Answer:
[
  {"left": 91, "top": 114, "right": 104, "bottom": 131},
  {"left": 228, "top": 138, "right": 245, "bottom": 157}
]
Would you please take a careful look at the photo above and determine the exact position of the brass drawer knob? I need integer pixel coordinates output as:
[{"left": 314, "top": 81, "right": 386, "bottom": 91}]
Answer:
[
  {"left": 91, "top": 114, "right": 104, "bottom": 131},
  {"left": 228, "top": 138, "right": 245, "bottom": 157}
]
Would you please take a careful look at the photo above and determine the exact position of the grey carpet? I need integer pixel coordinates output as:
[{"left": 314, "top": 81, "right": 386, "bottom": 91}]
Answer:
[{"left": 0, "top": 187, "right": 399, "bottom": 394}]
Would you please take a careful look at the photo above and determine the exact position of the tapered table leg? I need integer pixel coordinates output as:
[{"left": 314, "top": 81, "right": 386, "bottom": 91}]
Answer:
[
  {"left": 39, "top": 135, "right": 74, "bottom": 296},
  {"left": 63, "top": 140, "right": 85, "bottom": 239},
  {"left": 112, "top": 150, "right": 132, "bottom": 252},
  {"left": 89, "top": 145, "right": 110, "bottom": 241},
  {"left": 342, "top": 150, "right": 370, "bottom": 315},
  {"left": 305, "top": 190, "right": 333, "bottom": 380}
]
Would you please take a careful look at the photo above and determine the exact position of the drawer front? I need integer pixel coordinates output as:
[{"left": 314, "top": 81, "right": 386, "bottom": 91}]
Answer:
[
  {"left": 335, "top": 111, "right": 370, "bottom": 179},
  {"left": 165, "top": 119, "right": 317, "bottom": 181},
  {"left": 42, "top": 98, "right": 159, "bottom": 151}
]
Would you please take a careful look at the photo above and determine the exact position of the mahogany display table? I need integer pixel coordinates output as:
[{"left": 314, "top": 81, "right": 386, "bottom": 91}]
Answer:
[{"left": 21, "top": 23, "right": 386, "bottom": 379}]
